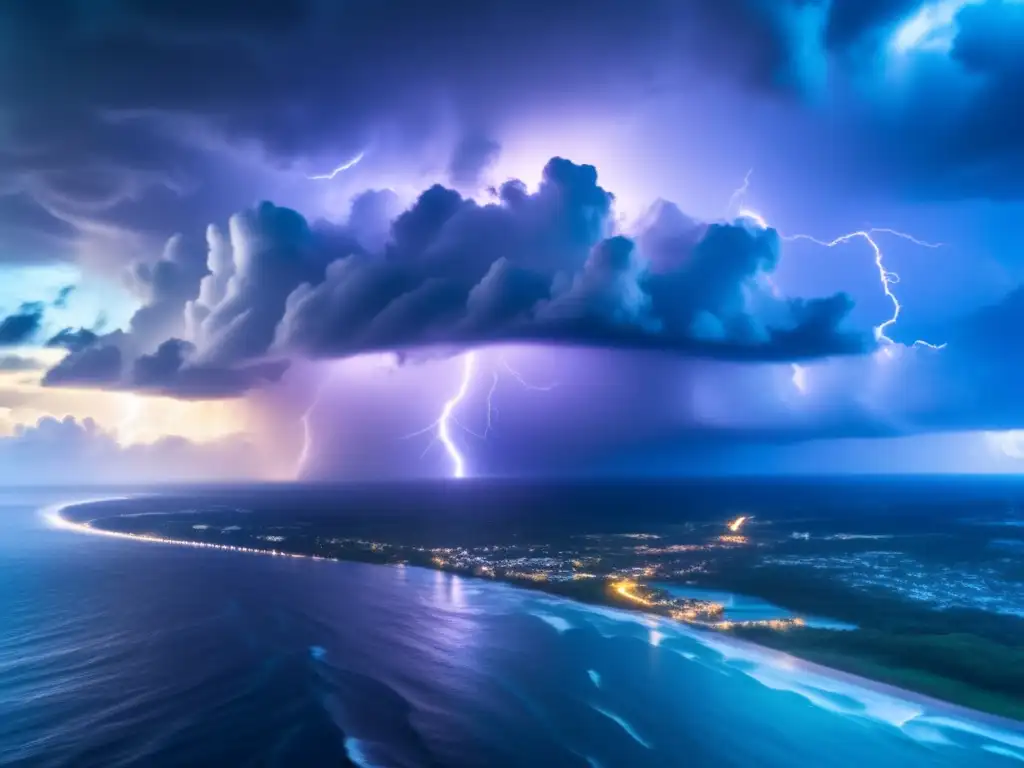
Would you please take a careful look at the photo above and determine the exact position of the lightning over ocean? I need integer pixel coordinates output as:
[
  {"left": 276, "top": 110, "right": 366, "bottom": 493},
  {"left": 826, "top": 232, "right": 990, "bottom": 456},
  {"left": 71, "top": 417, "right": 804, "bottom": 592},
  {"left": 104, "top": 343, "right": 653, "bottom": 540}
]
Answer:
[{"left": 8, "top": 1, "right": 1024, "bottom": 766}]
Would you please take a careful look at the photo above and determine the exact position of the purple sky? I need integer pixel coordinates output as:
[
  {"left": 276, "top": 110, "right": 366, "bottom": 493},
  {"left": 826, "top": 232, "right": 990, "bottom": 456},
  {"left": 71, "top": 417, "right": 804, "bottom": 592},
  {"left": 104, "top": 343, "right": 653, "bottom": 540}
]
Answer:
[{"left": 2, "top": 0, "right": 1024, "bottom": 482}]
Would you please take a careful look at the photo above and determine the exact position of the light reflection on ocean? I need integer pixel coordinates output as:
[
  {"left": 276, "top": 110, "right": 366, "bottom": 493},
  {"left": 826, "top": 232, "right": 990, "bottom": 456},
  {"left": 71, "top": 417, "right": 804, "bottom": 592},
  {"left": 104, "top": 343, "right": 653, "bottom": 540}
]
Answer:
[{"left": 0, "top": 492, "right": 1022, "bottom": 767}]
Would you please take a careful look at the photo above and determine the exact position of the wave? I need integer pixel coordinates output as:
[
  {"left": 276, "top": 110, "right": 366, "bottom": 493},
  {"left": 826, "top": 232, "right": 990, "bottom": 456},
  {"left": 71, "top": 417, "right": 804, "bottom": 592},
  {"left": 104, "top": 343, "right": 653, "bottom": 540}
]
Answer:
[
  {"left": 49, "top": 495, "right": 1024, "bottom": 764},
  {"left": 984, "top": 745, "right": 1024, "bottom": 763},
  {"left": 528, "top": 594, "right": 1024, "bottom": 757},
  {"left": 590, "top": 704, "right": 652, "bottom": 750},
  {"left": 529, "top": 612, "right": 573, "bottom": 634}
]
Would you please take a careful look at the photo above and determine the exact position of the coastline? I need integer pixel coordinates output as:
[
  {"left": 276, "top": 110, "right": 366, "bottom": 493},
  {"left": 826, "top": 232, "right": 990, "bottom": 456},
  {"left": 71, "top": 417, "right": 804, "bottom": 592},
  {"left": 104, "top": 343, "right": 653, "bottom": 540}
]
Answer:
[{"left": 44, "top": 497, "right": 1024, "bottom": 734}]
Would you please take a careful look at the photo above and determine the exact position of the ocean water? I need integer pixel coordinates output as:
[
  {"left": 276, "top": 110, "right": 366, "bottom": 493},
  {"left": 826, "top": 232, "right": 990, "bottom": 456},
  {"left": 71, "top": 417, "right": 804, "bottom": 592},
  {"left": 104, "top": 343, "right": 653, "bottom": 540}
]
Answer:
[{"left": 2, "top": 489, "right": 1024, "bottom": 767}]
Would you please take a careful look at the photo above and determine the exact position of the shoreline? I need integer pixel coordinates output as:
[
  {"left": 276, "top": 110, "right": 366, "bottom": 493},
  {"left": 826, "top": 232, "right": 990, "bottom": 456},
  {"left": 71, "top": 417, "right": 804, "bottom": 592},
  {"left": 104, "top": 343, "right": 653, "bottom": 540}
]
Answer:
[{"left": 43, "top": 496, "right": 1024, "bottom": 734}]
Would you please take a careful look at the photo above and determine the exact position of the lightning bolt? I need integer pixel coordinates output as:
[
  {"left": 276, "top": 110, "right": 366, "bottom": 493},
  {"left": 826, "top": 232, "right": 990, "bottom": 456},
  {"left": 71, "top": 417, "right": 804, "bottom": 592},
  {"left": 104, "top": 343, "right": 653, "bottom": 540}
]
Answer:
[
  {"left": 788, "top": 228, "right": 946, "bottom": 351},
  {"left": 482, "top": 370, "right": 500, "bottom": 438},
  {"left": 400, "top": 352, "right": 477, "bottom": 478},
  {"left": 307, "top": 151, "right": 365, "bottom": 181},
  {"left": 402, "top": 351, "right": 558, "bottom": 478},
  {"left": 726, "top": 169, "right": 754, "bottom": 216},
  {"left": 295, "top": 367, "right": 340, "bottom": 478},
  {"left": 740, "top": 209, "right": 946, "bottom": 350},
  {"left": 727, "top": 174, "right": 945, "bottom": 394},
  {"left": 500, "top": 359, "right": 558, "bottom": 392},
  {"left": 436, "top": 352, "right": 477, "bottom": 479}
]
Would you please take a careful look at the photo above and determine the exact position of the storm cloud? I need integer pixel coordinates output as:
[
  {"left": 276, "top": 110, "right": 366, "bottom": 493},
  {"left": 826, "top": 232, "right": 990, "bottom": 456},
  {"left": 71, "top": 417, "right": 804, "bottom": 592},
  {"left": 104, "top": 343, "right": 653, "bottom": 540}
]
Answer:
[
  {"left": 40, "top": 158, "right": 865, "bottom": 398},
  {"left": 4, "top": 0, "right": 1023, "bottom": 278},
  {"left": 3, "top": 0, "right": 1024, "bottom": 476}
]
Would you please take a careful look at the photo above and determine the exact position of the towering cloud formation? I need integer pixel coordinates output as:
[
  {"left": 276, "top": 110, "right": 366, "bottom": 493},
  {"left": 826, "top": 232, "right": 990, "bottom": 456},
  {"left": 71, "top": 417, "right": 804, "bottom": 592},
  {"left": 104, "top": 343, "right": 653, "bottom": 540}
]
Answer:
[{"left": 40, "top": 158, "right": 865, "bottom": 398}]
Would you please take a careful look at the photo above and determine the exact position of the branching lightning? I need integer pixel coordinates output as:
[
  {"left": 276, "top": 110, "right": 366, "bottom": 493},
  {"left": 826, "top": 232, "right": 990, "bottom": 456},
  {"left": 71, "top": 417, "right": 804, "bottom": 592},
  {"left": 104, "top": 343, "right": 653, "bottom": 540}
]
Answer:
[
  {"left": 500, "top": 359, "right": 558, "bottom": 392},
  {"left": 436, "top": 352, "right": 477, "bottom": 479},
  {"left": 727, "top": 172, "right": 946, "bottom": 394},
  {"left": 402, "top": 351, "right": 558, "bottom": 478},
  {"left": 482, "top": 371, "right": 500, "bottom": 437},
  {"left": 784, "top": 227, "right": 947, "bottom": 351},
  {"left": 307, "top": 151, "right": 365, "bottom": 181},
  {"left": 741, "top": 209, "right": 947, "bottom": 350}
]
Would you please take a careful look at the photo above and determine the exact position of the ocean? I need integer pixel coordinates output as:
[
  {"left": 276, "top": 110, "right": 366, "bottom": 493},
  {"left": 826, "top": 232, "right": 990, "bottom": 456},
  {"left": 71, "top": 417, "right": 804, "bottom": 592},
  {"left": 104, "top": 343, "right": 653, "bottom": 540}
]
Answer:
[{"left": 2, "top": 486, "right": 1024, "bottom": 767}]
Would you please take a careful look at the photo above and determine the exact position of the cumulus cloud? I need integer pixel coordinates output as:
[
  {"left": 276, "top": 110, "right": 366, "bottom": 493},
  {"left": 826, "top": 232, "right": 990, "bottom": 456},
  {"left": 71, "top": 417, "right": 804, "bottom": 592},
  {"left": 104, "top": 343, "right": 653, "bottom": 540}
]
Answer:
[
  {"left": 0, "top": 415, "right": 265, "bottom": 485},
  {"left": 277, "top": 160, "right": 864, "bottom": 360},
  {"left": 40, "top": 158, "right": 865, "bottom": 397}
]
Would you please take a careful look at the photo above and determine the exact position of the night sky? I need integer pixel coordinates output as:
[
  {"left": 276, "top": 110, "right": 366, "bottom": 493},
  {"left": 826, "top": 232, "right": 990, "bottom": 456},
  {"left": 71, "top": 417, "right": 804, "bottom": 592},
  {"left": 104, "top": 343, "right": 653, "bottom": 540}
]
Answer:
[{"left": 1, "top": 0, "right": 1023, "bottom": 483}]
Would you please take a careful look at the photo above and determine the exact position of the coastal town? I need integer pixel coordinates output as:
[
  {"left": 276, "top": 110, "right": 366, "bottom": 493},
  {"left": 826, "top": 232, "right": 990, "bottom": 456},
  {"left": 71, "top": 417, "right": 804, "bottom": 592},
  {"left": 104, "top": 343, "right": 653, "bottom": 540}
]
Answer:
[
  {"left": 311, "top": 514, "right": 808, "bottom": 633},
  {"left": 58, "top": 494, "right": 1024, "bottom": 722}
]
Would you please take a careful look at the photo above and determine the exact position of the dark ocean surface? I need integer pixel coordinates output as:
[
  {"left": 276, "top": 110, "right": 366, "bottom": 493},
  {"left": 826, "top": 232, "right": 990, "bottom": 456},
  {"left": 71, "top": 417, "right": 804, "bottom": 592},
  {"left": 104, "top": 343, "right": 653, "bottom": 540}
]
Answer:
[{"left": 3, "top": 484, "right": 1024, "bottom": 767}]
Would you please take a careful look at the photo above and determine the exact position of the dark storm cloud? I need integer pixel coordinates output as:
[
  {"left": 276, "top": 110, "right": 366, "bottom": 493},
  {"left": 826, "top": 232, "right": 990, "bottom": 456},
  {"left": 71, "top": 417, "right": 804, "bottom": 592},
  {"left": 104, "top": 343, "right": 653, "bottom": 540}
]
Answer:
[
  {"left": 43, "top": 340, "right": 123, "bottom": 386},
  {"left": 47, "top": 327, "right": 100, "bottom": 352},
  {"left": 273, "top": 159, "right": 863, "bottom": 361},
  {"left": 40, "top": 158, "right": 865, "bottom": 397},
  {"left": 823, "top": 0, "right": 922, "bottom": 47},
  {"left": 0, "top": 303, "right": 44, "bottom": 346},
  {"left": 939, "top": 1, "right": 1024, "bottom": 196},
  {"left": 809, "top": 0, "right": 1024, "bottom": 199},
  {"left": 0, "top": 0, "right": 804, "bottom": 263},
  {"left": 1, "top": 0, "right": 1022, "bottom": 276},
  {"left": 132, "top": 339, "right": 289, "bottom": 399},
  {"left": 42, "top": 337, "right": 287, "bottom": 399}
]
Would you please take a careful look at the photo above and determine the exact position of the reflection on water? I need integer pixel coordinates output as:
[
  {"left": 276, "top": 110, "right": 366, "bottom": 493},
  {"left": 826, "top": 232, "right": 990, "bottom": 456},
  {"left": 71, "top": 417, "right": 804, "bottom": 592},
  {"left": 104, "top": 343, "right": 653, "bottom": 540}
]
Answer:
[
  {"left": 654, "top": 582, "right": 858, "bottom": 630},
  {"left": 0, "top": 493, "right": 1021, "bottom": 767}
]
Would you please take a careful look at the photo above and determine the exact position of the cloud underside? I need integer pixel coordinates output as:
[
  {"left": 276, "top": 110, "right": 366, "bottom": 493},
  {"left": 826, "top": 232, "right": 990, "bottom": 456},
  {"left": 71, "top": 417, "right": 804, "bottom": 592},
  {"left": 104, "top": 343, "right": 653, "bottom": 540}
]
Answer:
[{"left": 28, "top": 158, "right": 865, "bottom": 398}]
